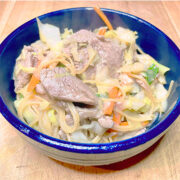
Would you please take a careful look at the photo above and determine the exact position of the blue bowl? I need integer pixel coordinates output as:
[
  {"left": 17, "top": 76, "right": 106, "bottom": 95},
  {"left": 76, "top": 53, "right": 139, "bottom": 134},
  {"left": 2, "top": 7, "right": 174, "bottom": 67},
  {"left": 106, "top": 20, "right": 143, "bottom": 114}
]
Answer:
[{"left": 0, "top": 7, "right": 179, "bottom": 166}]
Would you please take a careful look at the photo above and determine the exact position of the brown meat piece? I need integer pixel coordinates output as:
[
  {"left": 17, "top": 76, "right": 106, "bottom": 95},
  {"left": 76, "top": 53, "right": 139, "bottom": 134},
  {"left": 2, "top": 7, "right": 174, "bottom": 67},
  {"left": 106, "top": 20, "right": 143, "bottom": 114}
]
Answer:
[
  {"left": 35, "top": 83, "right": 46, "bottom": 95},
  {"left": 14, "top": 46, "right": 39, "bottom": 91},
  {"left": 40, "top": 67, "right": 97, "bottom": 105},
  {"left": 62, "top": 29, "right": 125, "bottom": 78},
  {"left": 65, "top": 114, "right": 74, "bottom": 126},
  {"left": 90, "top": 37, "right": 125, "bottom": 77},
  {"left": 76, "top": 107, "right": 102, "bottom": 120},
  {"left": 14, "top": 71, "right": 31, "bottom": 91},
  {"left": 58, "top": 129, "right": 67, "bottom": 140},
  {"left": 98, "top": 116, "right": 114, "bottom": 129}
]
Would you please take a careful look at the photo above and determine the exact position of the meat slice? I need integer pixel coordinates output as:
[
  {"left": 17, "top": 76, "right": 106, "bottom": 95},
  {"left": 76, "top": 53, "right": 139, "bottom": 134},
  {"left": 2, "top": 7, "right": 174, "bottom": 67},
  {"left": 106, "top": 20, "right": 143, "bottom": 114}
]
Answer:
[
  {"left": 76, "top": 107, "right": 102, "bottom": 120},
  {"left": 98, "top": 116, "right": 114, "bottom": 129},
  {"left": 14, "top": 71, "right": 31, "bottom": 92},
  {"left": 58, "top": 129, "right": 67, "bottom": 140},
  {"left": 65, "top": 114, "right": 74, "bottom": 126},
  {"left": 36, "top": 83, "right": 46, "bottom": 95},
  {"left": 68, "top": 29, "right": 96, "bottom": 43},
  {"left": 40, "top": 67, "right": 97, "bottom": 105},
  {"left": 62, "top": 29, "right": 125, "bottom": 78},
  {"left": 14, "top": 45, "right": 39, "bottom": 91},
  {"left": 90, "top": 37, "right": 125, "bottom": 77}
]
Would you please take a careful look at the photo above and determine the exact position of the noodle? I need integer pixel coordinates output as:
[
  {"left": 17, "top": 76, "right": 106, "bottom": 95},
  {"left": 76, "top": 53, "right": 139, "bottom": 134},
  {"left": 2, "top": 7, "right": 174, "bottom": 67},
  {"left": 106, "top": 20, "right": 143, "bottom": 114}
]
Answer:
[
  {"left": 76, "top": 46, "right": 97, "bottom": 74},
  {"left": 91, "top": 135, "right": 102, "bottom": 143},
  {"left": 13, "top": 22, "right": 172, "bottom": 143},
  {"left": 55, "top": 103, "right": 80, "bottom": 134}
]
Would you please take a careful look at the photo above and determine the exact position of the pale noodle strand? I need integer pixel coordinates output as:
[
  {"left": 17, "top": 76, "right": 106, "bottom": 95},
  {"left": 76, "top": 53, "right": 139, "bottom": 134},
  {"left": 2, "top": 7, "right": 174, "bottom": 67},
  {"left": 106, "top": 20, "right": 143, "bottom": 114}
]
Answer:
[{"left": 55, "top": 102, "right": 80, "bottom": 134}]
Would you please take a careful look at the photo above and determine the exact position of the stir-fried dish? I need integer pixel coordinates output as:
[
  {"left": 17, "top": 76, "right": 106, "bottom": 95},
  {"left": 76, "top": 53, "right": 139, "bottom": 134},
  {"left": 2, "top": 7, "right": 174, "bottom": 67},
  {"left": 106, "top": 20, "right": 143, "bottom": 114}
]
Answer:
[{"left": 13, "top": 10, "right": 173, "bottom": 143}]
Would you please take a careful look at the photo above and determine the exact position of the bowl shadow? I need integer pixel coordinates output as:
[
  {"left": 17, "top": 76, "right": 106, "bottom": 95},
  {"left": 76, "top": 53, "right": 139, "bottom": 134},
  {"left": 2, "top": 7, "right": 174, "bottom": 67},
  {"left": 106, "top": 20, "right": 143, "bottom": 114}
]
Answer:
[{"left": 51, "top": 136, "right": 164, "bottom": 173}]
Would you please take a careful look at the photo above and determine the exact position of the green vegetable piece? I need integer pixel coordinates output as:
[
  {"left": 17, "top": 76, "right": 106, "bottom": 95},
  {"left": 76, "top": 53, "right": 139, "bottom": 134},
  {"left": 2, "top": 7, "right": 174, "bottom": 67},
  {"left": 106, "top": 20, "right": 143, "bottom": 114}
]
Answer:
[
  {"left": 145, "top": 64, "right": 159, "bottom": 85},
  {"left": 149, "top": 58, "right": 170, "bottom": 74},
  {"left": 57, "top": 62, "right": 65, "bottom": 67},
  {"left": 48, "top": 109, "right": 57, "bottom": 124},
  {"left": 18, "top": 93, "right": 24, "bottom": 99},
  {"left": 96, "top": 92, "right": 108, "bottom": 98}
]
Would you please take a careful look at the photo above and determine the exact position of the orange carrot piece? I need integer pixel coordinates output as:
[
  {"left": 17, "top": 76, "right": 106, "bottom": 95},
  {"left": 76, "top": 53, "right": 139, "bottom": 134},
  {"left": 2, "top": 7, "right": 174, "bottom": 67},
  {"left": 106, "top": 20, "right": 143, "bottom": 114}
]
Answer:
[
  {"left": 113, "top": 112, "right": 121, "bottom": 124},
  {"left": 142, "top": 121, "right": 149, "bottom": 126},
  {"left": 104, "top": 87, "right": 119, "bottom": 115},
  {"left": 27, "top": 75, "right": 40, "bottom": 92},
  {"left": 98, "top": 28, "right": 106, "bottom": 35},
  {"left": 104, "top": 101, "right": 115, "bottom": 115},
  {"left": 28, "top": 90, "right": 36, "bottom": 99},
  {"left": 120, "top": 121, "right": 128, "bottom": 126},
  {"left": 94, "top": 7, "right": 113, "bottom": 30},
  {"left": 27, "top": 59, "right": 42, "bottom": 92},
  {"left": 109, "top": 87, "right": 119, "bottom": 98}
]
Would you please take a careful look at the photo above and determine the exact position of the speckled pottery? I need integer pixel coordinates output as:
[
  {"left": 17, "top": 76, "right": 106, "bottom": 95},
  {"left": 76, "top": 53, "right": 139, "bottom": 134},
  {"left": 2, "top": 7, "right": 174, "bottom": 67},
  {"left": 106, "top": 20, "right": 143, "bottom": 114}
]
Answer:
[{"left": 0, "top": 8, "right": 179, "bottom": 166}]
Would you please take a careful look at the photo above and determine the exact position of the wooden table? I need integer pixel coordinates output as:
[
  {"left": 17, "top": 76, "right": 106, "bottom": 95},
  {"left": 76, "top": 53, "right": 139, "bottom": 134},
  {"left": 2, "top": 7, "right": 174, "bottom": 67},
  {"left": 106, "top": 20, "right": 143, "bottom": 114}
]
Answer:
[{"left": 0, "top": 1, "right": 180, "bottom": 180}]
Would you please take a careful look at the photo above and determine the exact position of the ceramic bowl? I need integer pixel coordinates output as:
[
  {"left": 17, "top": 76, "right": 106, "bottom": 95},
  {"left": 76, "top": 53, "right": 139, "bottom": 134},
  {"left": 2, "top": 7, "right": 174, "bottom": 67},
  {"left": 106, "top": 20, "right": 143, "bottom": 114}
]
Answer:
[{"left": 0, "top": 7, "right": 179, "bottom": 166}]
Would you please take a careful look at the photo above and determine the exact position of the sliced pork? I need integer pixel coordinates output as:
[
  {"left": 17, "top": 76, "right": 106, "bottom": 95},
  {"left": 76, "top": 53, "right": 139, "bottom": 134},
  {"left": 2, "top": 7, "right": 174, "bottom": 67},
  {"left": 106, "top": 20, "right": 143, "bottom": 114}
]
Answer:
[{"left": 40, "top": 67, "right": 97, "bottom": 105}]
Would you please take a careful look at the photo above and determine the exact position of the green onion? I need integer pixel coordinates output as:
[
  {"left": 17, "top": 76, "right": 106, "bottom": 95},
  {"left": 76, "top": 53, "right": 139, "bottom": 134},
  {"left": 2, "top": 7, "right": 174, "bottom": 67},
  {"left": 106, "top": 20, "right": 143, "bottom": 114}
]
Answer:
[
  {"left": 145, "top": 64, "right": 159, "bottom": 85},
  {"left": 57, "top": 62, "right": 65, "bottom": 67},
  {"left": 18, "top": 93, "right": 24, "bottom": 99},
  {"left": 96, "top": 92, "right": 108, "bottom": 98}
]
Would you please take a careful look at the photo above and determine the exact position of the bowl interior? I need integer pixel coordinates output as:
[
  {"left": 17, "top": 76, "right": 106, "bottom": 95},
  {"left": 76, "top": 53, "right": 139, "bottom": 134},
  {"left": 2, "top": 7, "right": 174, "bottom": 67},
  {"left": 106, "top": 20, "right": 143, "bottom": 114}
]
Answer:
[{"left": 0, "top": 8, "right": 179, "bottom": 139}]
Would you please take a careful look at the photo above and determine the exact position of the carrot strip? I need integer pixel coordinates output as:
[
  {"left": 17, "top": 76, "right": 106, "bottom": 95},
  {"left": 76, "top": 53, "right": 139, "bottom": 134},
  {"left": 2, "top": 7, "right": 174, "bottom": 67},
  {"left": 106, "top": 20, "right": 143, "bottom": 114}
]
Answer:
[
  {"left": 104, "top": 101, "right": 115, "bottom": 115},
  {"left": 27, "top": 75, "right": 40, "bottom": 92},
  {"left": 98, "top": 28, "right": 106, "bottom": 35},
  {"left": 94, "top": 7, "right": 113, "bottom": 30},
  {"left": 104, "top": 87, "right": 119, "bottom": 115},
  {"left": 27, "top": 59, "right": 42, "bottom": 92},
  {"left": 120, "top": 121, "right": 128, "bottom": 126},
  {"left": 113, "top": 112, "right": 121, "bottom": 124},
  {"left": 142, "top": 120, "right": 149, "bottom": 126},
  {"left": 109, "top": 87, "right": 119, "bottom": 98}
]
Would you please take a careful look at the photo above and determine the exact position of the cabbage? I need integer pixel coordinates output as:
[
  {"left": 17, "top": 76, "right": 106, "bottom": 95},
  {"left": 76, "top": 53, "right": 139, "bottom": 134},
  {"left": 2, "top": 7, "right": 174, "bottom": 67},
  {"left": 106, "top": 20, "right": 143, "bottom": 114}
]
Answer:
[
  {"left": 71, "top": 131, "right": 90, "bottom": 143},
  {"left": 48, "top": 109, "right": 57, "bottom": 124},
  {"left": 137, "top": 54, "right": 169, "bottom": 75},
  {"left": 104, "top": 30, "right": 118, "bottom": 39},
  {"left": 130, "top": 82, "right": 140, "bottom": 94},
  {"left": 61, "top": 28, "right": 73, "bottom": 39},
  {"left": 124, "top": 91, "right": 144, "bottom": 111},
  {"left": 79, "top": 121, "right": 106, "bottom": 135},
  {"left": 116, "top": 27, "right": 137, "bottom": 44},
  {"left": 14, "top": 93, "right": 24, "bottom": 108},
  {"left": 14, "top": 99, "right": 21, "bottom": 109},
  {"left": 36, "top": 18, "right": 62, "bottom": 52},
  {"left": 154, "top": 83, "right": 168, "bottom": 99},
  {"left": 23, "top": 107, "right": 35, "bottom": 124}
]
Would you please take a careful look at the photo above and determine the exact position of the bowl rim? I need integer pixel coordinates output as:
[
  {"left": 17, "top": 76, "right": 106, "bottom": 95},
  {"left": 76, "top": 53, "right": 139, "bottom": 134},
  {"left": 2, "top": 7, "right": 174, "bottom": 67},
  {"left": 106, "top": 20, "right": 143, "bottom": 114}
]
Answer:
[{"left": 0, "top": 7, "right": 180, "bottom": 154}]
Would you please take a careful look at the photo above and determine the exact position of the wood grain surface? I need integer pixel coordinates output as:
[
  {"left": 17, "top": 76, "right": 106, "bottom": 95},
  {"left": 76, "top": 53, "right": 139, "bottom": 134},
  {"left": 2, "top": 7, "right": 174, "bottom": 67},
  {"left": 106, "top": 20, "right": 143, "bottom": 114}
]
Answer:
[{"left": 0, "top": 1, "right": 180, "bottom": 180}]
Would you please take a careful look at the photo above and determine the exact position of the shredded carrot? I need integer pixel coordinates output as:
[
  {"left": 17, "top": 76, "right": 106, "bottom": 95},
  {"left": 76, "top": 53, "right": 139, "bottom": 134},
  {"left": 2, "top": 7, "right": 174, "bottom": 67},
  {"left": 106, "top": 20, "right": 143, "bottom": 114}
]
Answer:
[
  {"left": 104, "top": 87, "right": 119, "bottom": 115},
  {"left": 113, "top": 112, "right": 121, "bottom": 124},
  {"left": 98, "top": 28, "right": 106, "bottom": 35},
  {"left": 109, "top": 87, "right": 119, "bottom": 98},
  {"left": 27, "top": 59, "right": 42, "bottom": 92},
  {"left": 120, "top": 121, "right": 128, "bottom": 126},
  {"left": 27, "top": 75, "right": 40, "bottom": 92},
  {"left": 104, "top": 101, "right": 115, "bottom": 115},
  {"left": 94, "top": 7, "right": 113, "bottom": 30},
  {"left": 142, "top": 120, "right": 149, "bottom": 126}
]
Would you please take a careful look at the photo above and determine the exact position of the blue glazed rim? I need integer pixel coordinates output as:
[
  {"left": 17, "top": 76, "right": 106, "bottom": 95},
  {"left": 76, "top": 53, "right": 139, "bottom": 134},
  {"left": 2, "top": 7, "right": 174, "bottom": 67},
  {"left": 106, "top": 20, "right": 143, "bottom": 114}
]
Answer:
[{"left": 0, "top": 7, "right": 180, "bottom": 154}]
